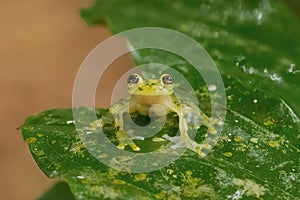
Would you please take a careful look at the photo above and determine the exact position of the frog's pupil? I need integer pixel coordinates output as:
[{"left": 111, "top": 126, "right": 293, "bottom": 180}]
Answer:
[
  {"left": 162, "top": 75, "right": 173, "bottom": 84},
  {"left": 127, "top": 75, "right": 139, "bottom": 84}
]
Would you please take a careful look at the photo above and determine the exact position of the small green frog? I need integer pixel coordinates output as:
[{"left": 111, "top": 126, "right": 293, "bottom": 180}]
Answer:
[{"left": 92, "top": 73, "right": 217, "bottom": 157}]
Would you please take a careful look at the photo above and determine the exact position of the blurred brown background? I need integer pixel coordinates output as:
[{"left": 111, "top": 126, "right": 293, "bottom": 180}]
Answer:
[{"left": 0, "top": 1, "right": 125, "bottom": 199}]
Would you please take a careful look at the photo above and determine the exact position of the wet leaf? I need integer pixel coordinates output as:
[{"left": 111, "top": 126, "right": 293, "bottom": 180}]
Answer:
[
  {"left": 21, "top": 76, "right": 299, "bottom": 199},
  {"left": 38, "top": 181, "right": 75, "bottom": 200},
  {"left": 82, "top": 0, "right": 300, "bottom": 116},
  {"left": 20, "top": 0, "right": 300, "bottom": 199}
]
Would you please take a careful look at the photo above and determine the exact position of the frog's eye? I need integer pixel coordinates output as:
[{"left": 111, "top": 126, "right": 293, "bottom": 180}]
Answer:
[
  {"left": 127, "top": 74, "right": 142, "bottom": 85},
  {"left": 161, "top": 74, "right": 174, "bottom": 85}
]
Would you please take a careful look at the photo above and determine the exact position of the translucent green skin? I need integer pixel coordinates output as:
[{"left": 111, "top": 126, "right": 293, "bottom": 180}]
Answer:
[{"left": 92, "top": 74, "right": 217, "bottom": 156}]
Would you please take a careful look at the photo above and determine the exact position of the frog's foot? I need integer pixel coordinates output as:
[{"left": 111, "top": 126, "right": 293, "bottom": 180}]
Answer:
[
  {"left": 89, "top": 119, "right": 103, "bottom": 130},
  {"left": 162, "top": 134, "right": 210, "bottom": 157},
  {"left": 208, "top": 126, "right": 217, "bottom": 135},
  {"left": 162, "top": 134, "right": 187, "bottom": 148},
  {"left": 116, "top": 130, "right": 140, "bottom": 151}
]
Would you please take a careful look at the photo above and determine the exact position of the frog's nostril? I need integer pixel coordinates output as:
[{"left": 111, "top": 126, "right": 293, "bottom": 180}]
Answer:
[{"left": 137, "top": 87, "right": 143, "bottom": 91}]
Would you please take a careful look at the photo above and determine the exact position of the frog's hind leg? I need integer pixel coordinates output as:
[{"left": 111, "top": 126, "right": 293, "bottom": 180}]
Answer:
[
  {"left": 110, "top": 101, "right": 140, "bottom": 151},
  {"left": 164, "top": 102, "right": 216, "bottom": 157},
  {"left": 198, "top": 109, "right": 218, "bottom": 135},
  {"left": 162, "top": 111, "right": 209, "bottom": 157}
]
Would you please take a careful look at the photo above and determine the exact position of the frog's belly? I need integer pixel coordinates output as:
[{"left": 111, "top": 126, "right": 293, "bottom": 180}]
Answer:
[{"left": 129, "top": 95, "right": 172, "bottom": 116}]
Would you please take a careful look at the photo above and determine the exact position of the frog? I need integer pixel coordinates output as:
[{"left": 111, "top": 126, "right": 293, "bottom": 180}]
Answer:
[{"left": 91, "top": 73, "right": 217, "bottom": 157}]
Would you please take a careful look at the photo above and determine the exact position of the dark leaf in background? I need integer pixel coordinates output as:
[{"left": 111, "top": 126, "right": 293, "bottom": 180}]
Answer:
[{"left": 20, "top": 0, "right": 300, "bottom": 199}]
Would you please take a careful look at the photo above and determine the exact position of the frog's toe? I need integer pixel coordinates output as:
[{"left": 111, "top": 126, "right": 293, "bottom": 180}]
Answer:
[
  {"left": 208, "top": 126, "right": 217, "bottom": 135},
  {"left": 88, "top": 127, "right": 97, "bottom": 131},
  {"left": 162, "top": 134, "right": 178, "bottom": 142},
  {"left": 116, "top": 130, "right": 141, "bottom": 151},
  {"left": 162, "top": 134, "right": 186, "bottom": 148},
  {"left": 131, "top": 136, "right": 145, "bottom": 140},
  {"left": 130, "top": 144, "right": 141, "bottom": 151},
  {"left": 117, "top": 143, "right": 126, "bottom": 150},
  {"left": 197, "top": 150, "right": 207, "bottom": 158},
  {"left": 117, "top": 143, "right": 140, "bottom": 151},
  {"left": 170, "top": 142, "right": 186, "bottom": 149},
  {"left": 90, "top": 119, "right": 103, "bottom": 129}
]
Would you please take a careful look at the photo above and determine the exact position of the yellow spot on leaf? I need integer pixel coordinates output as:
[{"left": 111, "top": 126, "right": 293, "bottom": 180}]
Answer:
[
  {"left": 234, "top": 136, "right": 243, "bottom": 142},
  {"left": 227, "top": 95, "right": 233, "bottom": 100},
  {"left": 167, "top": 169, "right": 174, "bottom": 174},
  {"left": 279, "top": 170, "right": 286, "bottom": 175},
  {"left": 181, "top": 172, "right": 215, "bottom": 198},
  {"left": 134, "top": 173, "right": 147, "bottom": 182},
  {"left": 25, "top": 137, "right": 36, "bottom": 144},
  {"left": 168, "top": 194, "right": 180, "bottom": 200},
  {"left": 233, "top": 178, "right": 266, "bottom": 198},
  {"left": 223, "top": 152, "right": 233, "bottom": 157},
  {"left": 250, "top": 138, "right": 258, "bottom": 143},
  {"left": 37, "top": 133, "right": 43, "bottom": 137},
  {"left": 268, "top": 141, "right": 280, "bottom": 148},
  {"left": 113, "top": 179, "right": 126, "bottom": 185},
  {"left": 264, "top": 117, "right": 275, "bottom": 126},
  {"left": 154, "top": 191, "right": 167, "bottom": 199},
  {"left": 186, "top": 170, "right": 193, "bottom": 176},
  {"left": 235, "top": 143, "right": 247, "bottom": 152},
  {"left": 37, "top": 150, "right": 45, "bottom": 156}
]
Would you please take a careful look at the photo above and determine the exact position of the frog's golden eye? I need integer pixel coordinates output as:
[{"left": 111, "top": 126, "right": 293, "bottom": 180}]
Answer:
[
  {"left": 161, "top": 74, "right": 174, "bottom": 85},
  {"left": 127, "top": 74, "right": 142, "bottom": 84}
]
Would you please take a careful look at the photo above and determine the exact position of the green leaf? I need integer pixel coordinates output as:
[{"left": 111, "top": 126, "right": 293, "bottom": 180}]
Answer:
[
  {"left": 38, "top": 181, "right": 75, "bottom": 200},
  {"left": 20, "top": 0, "right": 300, "bottom": 199},
  {"left": 21, "top": 83, "right": 299, "bottom": 199}
]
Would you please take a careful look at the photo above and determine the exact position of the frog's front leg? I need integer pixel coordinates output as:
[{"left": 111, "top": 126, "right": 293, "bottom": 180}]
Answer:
[
  {"left": 90, "top": 99, "right": 140, "bottom": 151},
  {"left": 109, "top": 100, "right": 141, "bottom": 151}
]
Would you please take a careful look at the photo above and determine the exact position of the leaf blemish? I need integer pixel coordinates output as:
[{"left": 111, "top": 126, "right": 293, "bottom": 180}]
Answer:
[
  {"left": 25, "top": 137, "right": 36, "bottom": 144},
  {"left": 232, "top": 178, "right": 266, "bottom": 198},
  {"left": 223, "top": 152, "right": 233, "bottom": 157}
]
